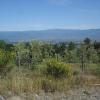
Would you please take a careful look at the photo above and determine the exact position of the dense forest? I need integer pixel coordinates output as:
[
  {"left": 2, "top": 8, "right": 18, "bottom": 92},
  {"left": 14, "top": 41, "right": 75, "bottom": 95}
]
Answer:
[{"left": 0, "top": 38, "right": 100, "bottom": 95}]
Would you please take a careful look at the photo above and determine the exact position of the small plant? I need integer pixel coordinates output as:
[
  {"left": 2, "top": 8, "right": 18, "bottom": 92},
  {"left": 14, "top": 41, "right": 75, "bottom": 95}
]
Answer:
[
  {"left": 73, "top": 70, "right": 80, "bottom": 76},
  {"left": 44, "top": 58, "right": 72, "bottom": 78},
  {"left": 41, "top": 79, "right": 56, "bottom": 92},
  {"left": 94, "top": 64, "right": 100, "bottom": 77}
]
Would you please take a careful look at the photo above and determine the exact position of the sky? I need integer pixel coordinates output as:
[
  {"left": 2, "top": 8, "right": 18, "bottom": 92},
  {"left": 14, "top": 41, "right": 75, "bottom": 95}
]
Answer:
[{"left": 0, "top": 0, "right": 100, "bottom": 31}]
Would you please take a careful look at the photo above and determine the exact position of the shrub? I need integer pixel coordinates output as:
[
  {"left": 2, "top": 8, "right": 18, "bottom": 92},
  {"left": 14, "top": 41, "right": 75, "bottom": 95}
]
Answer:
[
  {"left": 73, "top": 70, "right": 80, "bottom": 76},
  {"left": 94, "top": 64, "right": 100, "bottom": 77},
  {"left": 0, "top": 49, "right": 7, "bottom": 67},
  {"left": 41, "top": 79, "right": 56, "bottom": 92},
  {"left": 44, "top": 59, "right": 72, "bottom": 78}
]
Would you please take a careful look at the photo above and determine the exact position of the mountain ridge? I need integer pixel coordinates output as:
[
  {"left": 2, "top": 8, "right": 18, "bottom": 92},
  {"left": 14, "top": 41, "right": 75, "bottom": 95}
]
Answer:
[{"left": 0, "top": 29, "right": 100, "bottom": 42}]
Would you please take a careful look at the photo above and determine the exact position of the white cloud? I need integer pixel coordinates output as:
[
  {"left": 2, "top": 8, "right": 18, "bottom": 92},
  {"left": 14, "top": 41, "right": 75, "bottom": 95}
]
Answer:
[
  {"left": 0, "top": 23, "right": 100, "bottom": 31},
  {"left": 0, "top": 24, "right": 49, "bottom": 31}
]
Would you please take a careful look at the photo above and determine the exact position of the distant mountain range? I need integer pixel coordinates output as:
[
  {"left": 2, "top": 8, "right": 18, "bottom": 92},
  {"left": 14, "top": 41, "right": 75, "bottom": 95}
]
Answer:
[{"left": 0, "top": 29, "right": 100, "bottom": 42}]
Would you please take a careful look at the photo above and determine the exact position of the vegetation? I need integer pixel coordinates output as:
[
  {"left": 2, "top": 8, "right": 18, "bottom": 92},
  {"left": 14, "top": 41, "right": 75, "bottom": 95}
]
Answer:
[
  {"left": 43, "top": 58, "right": 72, "bottom": 78},
  {"left": 0, "top": 38, "right": 100, "bottom": 94}
]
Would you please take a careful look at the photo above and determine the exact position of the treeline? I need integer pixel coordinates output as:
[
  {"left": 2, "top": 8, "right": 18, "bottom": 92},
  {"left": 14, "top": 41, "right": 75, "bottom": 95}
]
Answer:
[{"left": 0, "top": 38, "right": 100, "bottom": 71}]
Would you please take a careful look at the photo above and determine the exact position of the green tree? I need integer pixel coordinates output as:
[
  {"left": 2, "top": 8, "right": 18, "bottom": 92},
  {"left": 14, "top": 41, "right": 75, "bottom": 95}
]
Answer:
[
  {"left": 41, "top": 42, "right": 55, "bottom": 59},
  {"left": 64, "top": 49, "right": 77, "bottom": 63},
  {"left": 94, "top": 41, "right": 100, "bottom": 51},
  {"left": 15, "top": 42, "right": 29, "bottom": 68},
  {"left": 79, "top": 44, "right": 87, "bottom": 71},
  {"left": 84, "top": 38, "right": 91, "bottom": 45},
  {"left": 53, "top": 42, "right": 66, "bottom": 59},
  {"left": 67, "top": 41, "right": 76, "bottom": 51},
  {"left": 30, "top": 41, "right": 42, "bottom": 68},
  {"left": 0, "top": 49, "right": 7, "bottom": 67},
  {"left": 0, "top": 49, "right": 15, "bottom": 72},
  {"left": 0, "top": 40, "right": 6, "bottom": 49}
]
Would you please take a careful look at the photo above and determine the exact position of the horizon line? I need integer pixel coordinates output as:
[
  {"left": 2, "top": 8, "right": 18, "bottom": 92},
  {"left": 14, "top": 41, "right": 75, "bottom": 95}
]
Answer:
[{"left": 0, "top": 28, "right": 100, "bottom": 32}]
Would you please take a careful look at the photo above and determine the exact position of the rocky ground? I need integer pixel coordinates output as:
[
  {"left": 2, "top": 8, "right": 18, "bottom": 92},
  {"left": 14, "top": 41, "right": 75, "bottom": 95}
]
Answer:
[{"left": 0, "top": 86, "right": 100, "bottom": 100}]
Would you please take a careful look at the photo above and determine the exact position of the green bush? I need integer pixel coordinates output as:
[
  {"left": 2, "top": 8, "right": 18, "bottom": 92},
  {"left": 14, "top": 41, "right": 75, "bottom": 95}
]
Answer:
[
  {"left": 44, "top": 59, "right": 72, "bottom": 78},
  {"left": 94, "top": 64, "right": 100, "bottom": 77},
  {"left": 0, "top": 49, "right": 8, "bottom": 69}
]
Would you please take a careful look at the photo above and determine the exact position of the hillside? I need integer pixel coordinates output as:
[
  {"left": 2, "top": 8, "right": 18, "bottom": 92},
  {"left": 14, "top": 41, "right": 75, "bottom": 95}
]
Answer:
[{"left": 0, "top": 29, "right": 100, "bottom": 42}]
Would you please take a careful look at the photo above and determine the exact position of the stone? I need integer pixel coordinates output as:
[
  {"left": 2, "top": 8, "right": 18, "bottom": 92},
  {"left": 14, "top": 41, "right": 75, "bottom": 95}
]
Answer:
[{"left": 0, "top": 96, "right": 5, "bottom": 100}]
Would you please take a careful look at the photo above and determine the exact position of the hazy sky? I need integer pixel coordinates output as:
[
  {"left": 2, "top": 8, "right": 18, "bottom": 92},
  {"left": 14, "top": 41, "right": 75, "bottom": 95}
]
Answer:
[{"left": 0, "top": 0, "right": 100, "bottom": 31}]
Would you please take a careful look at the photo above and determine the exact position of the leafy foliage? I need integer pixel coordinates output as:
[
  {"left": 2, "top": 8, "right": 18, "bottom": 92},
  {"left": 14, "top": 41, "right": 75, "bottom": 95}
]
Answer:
[{"left": 44, "top": 58, "right": 72, "bottom": 78}]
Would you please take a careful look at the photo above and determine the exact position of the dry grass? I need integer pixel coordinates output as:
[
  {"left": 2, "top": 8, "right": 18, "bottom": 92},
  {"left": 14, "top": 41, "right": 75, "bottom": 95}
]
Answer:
[{"left": 0, "top": 64, "right": 100, "bottom": 95}]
